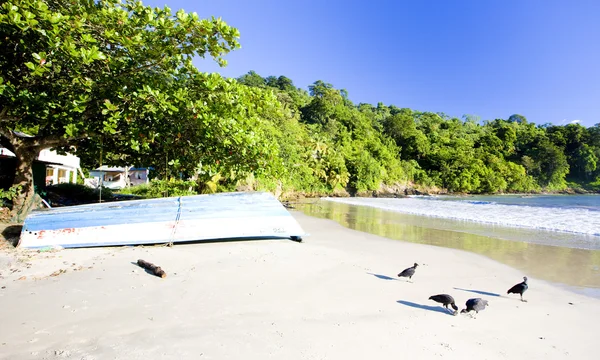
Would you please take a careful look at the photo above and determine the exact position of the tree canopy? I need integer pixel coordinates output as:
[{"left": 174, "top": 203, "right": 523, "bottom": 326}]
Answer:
[
  {"left": 235, "top": 71, "right": 600, "bottom": 195},
  {"left": 0, "top": 0, "right": 282, "bottom": 217}
]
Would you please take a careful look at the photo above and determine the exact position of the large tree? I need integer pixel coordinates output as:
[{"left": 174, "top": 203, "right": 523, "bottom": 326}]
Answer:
[
  {"left": 76, "top": 71, "right": 285, "bottom": 184},
  {"left": 0, "top": 0, "right": 241, "bottom": 218}
]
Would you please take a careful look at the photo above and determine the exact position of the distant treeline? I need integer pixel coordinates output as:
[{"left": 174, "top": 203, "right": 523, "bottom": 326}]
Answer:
[{"left": 234, "top": 71, "right": 600, "bottom": 195}]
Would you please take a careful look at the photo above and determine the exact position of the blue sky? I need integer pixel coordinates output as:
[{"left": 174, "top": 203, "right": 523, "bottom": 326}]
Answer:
[{"left": 144, "top": 0, "right": 600, "bottom": 127}]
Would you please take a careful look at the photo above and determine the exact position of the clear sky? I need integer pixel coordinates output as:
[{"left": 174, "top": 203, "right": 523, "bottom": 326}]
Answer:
[{"left": 143, "top": 0, "right": 600, "bottom": 127}]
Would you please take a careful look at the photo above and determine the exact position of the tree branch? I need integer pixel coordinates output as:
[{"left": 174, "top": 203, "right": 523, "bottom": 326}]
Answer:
[
  {"left": 115, "top": 56, "right": 167, "bottom": 79},
  {"left": 36, "top": 133, "right": 92, "bottom": 148},
  {"left": 0, "top": 128, "right": 15, "bottom": 142},
  {"left": 0, "top": 107, "right": 21, "bottom": 123}
]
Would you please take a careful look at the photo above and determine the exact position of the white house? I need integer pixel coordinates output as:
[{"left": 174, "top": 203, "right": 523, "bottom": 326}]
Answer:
[
  {"left": 0, "top": 147, "right": 82, "bottom": 186},
  {"left": 38, "top": 148, "right": 82, "bottom": 185},
  {"left": 86, "top": 166, "right": 150, "bottom": 190}
]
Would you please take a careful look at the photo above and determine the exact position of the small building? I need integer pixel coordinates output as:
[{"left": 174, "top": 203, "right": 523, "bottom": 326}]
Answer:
[
  {"left": 86, "top": 166, "right": 149, "bottom": 190},
  {"left": 38, "top": 148, "right": 82, "bottom": 185},
  {"left": 0, "top": 147, "right": 82, "bottom": 190}
]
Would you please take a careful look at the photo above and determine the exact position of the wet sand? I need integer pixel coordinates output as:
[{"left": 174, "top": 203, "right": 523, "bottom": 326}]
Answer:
[
  {"left": 297, "top": 200, "right": 600, "bottom": 297},
  {"left": 0, "top": 212, "right": 599, "bottom": 359}
]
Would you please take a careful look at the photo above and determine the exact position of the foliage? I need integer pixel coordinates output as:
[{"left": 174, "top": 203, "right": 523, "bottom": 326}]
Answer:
[
  {"left": 0, "top": 0, "right": 244, "bottom": 215},
  {"left": 118, "top": 179, "right": 198, "bottom": 198},
  {"left": 0, "top": 184, "right": 22, "bottom": 201},
  {"left": 0, "top": 0, "right": 240, "bottom": 144},
  {"left": 234, "top": 72, "right": 600, "bottom": 195}
]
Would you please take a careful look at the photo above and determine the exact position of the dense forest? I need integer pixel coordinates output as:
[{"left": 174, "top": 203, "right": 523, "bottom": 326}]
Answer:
[
  {"left": 122, "top": 70, "right": 600, "bottom": 197},
  {"left": 225, "top": 71, "right": 600, "bottom": 196}
]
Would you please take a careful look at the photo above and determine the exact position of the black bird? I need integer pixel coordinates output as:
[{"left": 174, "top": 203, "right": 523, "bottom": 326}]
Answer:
[
  {"left": 507, "top": 276, "right": 528, "bottom": 302},
  {"left": 429, "top": 294, "right": 459, "bottom": 315},
  {"left": 397, "top": 263, "right": 419, "bottom": 281},
  {"left": 460, "top": 298, "right": 489, "bottom": 317}
]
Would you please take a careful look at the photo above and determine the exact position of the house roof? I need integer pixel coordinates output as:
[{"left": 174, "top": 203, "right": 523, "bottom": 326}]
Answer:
[
  {"left": 0, "top": 146, "right": 80, "bottom": 169},
  {"left": 92, "top": 166, "right": 150, "bottom": 172},
  {"left": 93, "top": 166, "right": 126, "bottom": 172}
]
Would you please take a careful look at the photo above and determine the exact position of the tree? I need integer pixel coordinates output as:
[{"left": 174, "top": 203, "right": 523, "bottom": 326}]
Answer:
[
  {"left": 525, "top": 138, "right": 570, "bottom": 188},
  {"left": 0, "top": 0, "right": 240, "bottom": 217},
  {"left": 572, "top": 144, "right": 597, "bottom": 180},
  {"left": 383, "top": 109, "right": 428, "bottom": 160},
  {"left": 237, "top": 70, "right": 266, "bottom": 88},
  {"left": 508, "top": 114, "right": 527, "bottom": 124},
  {"left": 77, "top": 72, "right": 284, "bottom": 183}
]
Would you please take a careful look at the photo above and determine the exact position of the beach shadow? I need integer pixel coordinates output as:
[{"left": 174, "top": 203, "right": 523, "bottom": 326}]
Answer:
[
  {"left": 367, "top": 272, "right": 398, "bottom": 281},
  {"left": 396, "top": 300, "right": 454, "bottom": 315},
  {"left": 454, "top": 287, "right": 501, "bottom": 297}
]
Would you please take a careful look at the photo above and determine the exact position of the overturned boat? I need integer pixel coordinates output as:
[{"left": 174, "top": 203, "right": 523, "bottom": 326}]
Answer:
[{"left": 19, "top": 192, "right": 306, "bottom": 249}]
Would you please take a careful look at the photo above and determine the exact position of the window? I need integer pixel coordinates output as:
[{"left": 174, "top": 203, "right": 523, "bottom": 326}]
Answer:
[
  {"left": 45, "top": 167, "right": 54, "bottom": 185},
  {"left": 58, "top": 169, "right": 68, "bottom": 183}
]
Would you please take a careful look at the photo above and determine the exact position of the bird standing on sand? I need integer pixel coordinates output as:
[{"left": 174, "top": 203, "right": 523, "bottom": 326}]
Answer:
[
  {"left": 507, "top": 276, "right": 529, "bottom": 302},
  {"left": 429, "top": 294, "right": 459, "bottom": 315},
  {"left": 397, "top": 263, "right": 419, "bottom": 281},
  {"left": 460, "top": 298, "right": 489, "bottom": 318}
]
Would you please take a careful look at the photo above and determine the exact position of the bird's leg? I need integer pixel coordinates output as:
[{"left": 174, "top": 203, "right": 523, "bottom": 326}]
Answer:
[{"left": 520, "top": 294, "right": 527, "bottom": 302}]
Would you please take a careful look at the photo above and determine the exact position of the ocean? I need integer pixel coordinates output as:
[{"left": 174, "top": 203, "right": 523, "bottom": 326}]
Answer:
[{"left": 295, "top": 194, "right": 600, "bottom": 298}]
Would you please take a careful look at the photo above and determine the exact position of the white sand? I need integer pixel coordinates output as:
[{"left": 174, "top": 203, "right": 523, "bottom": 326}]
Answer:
[{"left": 0, "top": 211, "right": 598, "bottom": 359}]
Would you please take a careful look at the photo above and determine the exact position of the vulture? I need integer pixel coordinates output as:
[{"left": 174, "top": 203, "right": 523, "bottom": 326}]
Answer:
[
  {"left": 460, "top": 298, "right": 489, "bottom": 317},
  {"left": 397, "top": 263, "right": 419, "bottom": 281},
  {"left": 507, "top": 276, "right": 528, "bottom": 302},
  {"left": 429, "top": 294, "right": 459, "bottom": 315}
]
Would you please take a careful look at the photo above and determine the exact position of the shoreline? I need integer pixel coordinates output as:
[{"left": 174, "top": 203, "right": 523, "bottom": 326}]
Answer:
[
  {"left": 316, "top": 196, "right": 600, "bottom": 244},
  {"left": 279, "top": 184, "right": 600, "bottom": 202},
  {"left": 296, "top": 200, "right": 600, "bottom": 299},
  {"left": 1, "top": 212, "right": 598, "bottom": 359}
]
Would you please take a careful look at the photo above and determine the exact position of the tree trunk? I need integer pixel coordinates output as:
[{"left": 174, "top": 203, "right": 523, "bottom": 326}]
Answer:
[{"left": 10, "top": 145, "right": 39, "bottom": 222}]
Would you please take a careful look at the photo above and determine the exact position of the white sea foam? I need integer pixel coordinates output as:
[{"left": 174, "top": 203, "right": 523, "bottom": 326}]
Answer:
[{"left": 322, "top": 197, "right": 600, "bottom": 237}]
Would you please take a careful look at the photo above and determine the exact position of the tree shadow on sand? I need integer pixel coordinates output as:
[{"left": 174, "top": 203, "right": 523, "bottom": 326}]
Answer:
[
  {"left": 366, "top": 272, "right": 398, "bottom": 281},
  {"left": 454, "top": 287, "right": 501, "bottom": 297},
  {"left": 396, "top": 300, "right": 455, "bottom": 315}
]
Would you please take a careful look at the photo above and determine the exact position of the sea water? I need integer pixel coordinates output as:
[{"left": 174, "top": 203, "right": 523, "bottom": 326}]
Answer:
[
  {"left": 324, "top": 195, "right": 600, "bottom": 244},
  {"left": 296, "top": 195, "right": 600, "bottom": 298}
]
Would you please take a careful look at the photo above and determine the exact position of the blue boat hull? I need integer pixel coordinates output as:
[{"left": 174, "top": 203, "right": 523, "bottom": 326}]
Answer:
[{"left": 19, "top": 192, "right": 306, "bottom": 249}]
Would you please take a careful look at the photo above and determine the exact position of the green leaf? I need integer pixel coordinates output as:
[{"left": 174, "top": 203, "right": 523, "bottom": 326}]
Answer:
[{"left": 64, "top": 123, "right": 77, "bottom": 137}]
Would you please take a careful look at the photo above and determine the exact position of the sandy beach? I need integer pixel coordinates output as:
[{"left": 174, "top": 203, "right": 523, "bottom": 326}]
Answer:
[{"left": 0, "top": 211, "right": 598, "bottom": 360}]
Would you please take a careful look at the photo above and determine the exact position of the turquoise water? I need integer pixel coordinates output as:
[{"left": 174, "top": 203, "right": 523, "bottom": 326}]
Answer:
[{"left": 295, "top": 196, "right": 600, "bottom": 298}]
